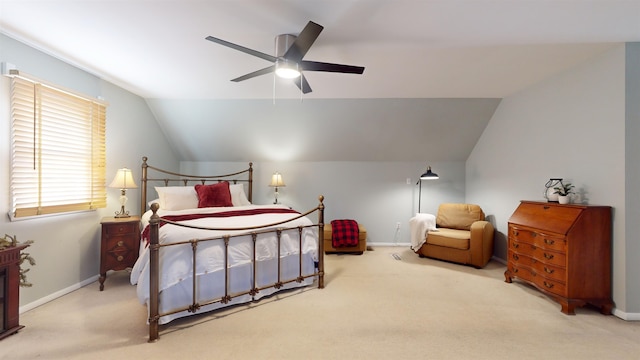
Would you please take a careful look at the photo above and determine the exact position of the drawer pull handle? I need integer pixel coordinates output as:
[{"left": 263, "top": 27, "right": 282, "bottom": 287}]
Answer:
[
  {"left": 117, "top": 255, "right": 124, "bottom": 262},
  {"left": 543, "top": 281, "right": 554, "bottom": 288},
  {"left": 544, "top": 267, "right": 554, "bottom": 274},
  {"left": 543, "top": 206, "right": 550, "bottom": 210},
  {"left": 531, "top": 232, "right": 537, "bottom": 238},
  {"left": 118, "top": 227, "right": 124, "bottom": 232},
  {"left": 512, "top": 254, "right": 519, "bottom": 261},
  {"left": 513, "top": 268, "right": 519, "bottom": 273},
  {"left": 544, "top": 253, "right": 554, "bottom": 260},
  {"left": 544, "top": 238, "right": 555, "bottom": 245},
  {"left": 513, "top": 230, "right": 519, "bottom": 236},
  {"left": 513, "top": 243, "right": 519, "bottom": 249},
  {"left": 117, "top": 241, "right": 124, "bottom": 247}
]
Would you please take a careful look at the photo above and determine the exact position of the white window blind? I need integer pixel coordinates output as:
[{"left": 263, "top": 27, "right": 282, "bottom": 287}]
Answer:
[{"left": 9, "top": 74, "right": 107, "bottom": 219}]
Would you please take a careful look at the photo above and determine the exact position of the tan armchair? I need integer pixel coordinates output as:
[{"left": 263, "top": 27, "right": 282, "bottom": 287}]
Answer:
[{"left": 415, "top": 203, "right": 494, "bottom": 268}]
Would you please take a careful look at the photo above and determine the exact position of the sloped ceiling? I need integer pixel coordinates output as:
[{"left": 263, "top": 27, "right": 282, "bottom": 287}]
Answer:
[
  {"left": 146, "top": 98, "right": 501, "bottom": 161},
  {"left": 2, "top": 1, "right": 639, "bottom": 161}
]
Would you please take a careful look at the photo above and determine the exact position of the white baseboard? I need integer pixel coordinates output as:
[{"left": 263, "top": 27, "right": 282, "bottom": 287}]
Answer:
[
  {"left": 19, "top": 275, "right": 99, "bottom": 314},
  {"left": 612, "top": 308, "right": 640, "bottom": 321},
  {"left": 371, "top": 242, "right": 411, "bottom": 247}
]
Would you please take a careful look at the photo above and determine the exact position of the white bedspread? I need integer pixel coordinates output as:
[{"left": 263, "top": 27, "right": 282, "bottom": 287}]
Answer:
[
  {"left": 409, "top": 213, "right": 437, "bottom": 251},
  {"left": 130, "top": 204, "right": 319, "bottom": 307}
]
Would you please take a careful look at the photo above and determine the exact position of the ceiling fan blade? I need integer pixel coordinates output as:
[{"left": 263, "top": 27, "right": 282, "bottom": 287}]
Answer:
[
  {"left": 231, "top": 65, "right": 276, "bottom": 82},
  {"left": 294, "top": 74, "right": 312, "bottom": 94},
  {"left": 205, "top": 36, "right": 277, "bottom": 63},
  {"left": 301, "top": 61, "right": 365, "bottom": 74},
  {"left": 283, "top": 21, "right": 324, "bottom": 62}
]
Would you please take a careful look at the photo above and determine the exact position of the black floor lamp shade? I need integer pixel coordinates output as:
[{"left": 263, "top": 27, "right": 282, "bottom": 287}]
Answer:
[{"left": 418, "top": 166, "right": 439, "bottom": 213}]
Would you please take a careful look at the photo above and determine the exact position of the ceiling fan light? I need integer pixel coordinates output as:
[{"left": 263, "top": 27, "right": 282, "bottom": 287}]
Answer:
[{"left": 275, "top": 60, "right": 301, "bottom": 79}]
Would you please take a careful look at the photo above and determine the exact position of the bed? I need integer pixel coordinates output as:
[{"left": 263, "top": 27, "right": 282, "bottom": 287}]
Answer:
[{"left": 130, "top": 157, "right": 325, "bottom": 342}]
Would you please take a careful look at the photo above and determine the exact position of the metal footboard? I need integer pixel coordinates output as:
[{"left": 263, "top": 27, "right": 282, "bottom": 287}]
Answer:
[{"left": 147, "top": 196, "right": 325, "bottom": 342}]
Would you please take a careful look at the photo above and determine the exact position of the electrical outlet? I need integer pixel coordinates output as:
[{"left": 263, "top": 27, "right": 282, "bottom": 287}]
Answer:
[{"left": 396, "top": 222, "right": 401, "bottom": 230}]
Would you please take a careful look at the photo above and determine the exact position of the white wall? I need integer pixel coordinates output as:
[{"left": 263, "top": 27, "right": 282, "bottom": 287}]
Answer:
[
  {"left": 1, "top": 34, "right": 179, "bottom": 307},
  {"left": 180, "top": 161, "right": 466, "bottom": 245},
  {"left": 466, "top": 44, "right": 634, "bottom": 315}
]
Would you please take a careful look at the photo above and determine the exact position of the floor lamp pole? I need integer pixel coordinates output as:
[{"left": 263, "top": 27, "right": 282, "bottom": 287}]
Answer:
[{"left": 418, "top": 179, "right": 422, "bottom": 213}]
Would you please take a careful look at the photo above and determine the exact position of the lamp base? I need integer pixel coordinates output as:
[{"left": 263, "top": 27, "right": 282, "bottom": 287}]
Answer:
[
  {"left": 114, "top": 205, "right": 131, "bottom": 218},
  {"left": 114, "top": 190, "right": 131, "bottom": 218}
]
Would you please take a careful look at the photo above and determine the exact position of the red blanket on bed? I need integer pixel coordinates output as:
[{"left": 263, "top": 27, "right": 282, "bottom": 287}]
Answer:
[
  {"left": 331, "top": 219, "right": 359, "bottom": 247},
  {"left": 141, "top": 208, "right": 300, "bottom": 246}
]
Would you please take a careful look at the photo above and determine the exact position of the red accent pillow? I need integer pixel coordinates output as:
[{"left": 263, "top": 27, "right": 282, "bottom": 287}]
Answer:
[{"left": 194, "top": 182, "right": 233, "bottom": 208}]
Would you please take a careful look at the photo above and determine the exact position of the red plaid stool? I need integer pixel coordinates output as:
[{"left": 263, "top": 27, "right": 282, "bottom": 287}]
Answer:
[{"left": 324, "top": 220, "right": 367, "bottom": 255}]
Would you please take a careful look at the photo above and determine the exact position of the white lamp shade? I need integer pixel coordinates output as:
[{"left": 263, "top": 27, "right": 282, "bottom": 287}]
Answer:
[
  {"left": 269, "top": 172, "right": 286, "bottom": 187},
  {"left": 109, "top": 168, "right": 138, "bottom": 189}
]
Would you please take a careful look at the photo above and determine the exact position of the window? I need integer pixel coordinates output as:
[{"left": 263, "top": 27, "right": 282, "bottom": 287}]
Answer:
[{"left": 8, "top": 72, "right": 107, "bottom": 219}]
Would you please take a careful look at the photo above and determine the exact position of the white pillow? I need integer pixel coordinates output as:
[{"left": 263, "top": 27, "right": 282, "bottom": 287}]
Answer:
[
  {"left": 154, "top": 186, "right": 198, "bottom": 210},
  {"left": 229, "top": 183, "right": 251, "bottom": 206}
]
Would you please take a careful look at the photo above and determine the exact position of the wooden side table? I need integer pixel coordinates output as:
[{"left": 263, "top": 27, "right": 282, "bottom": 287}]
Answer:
[{"left": 99, "top": 216, "right": 141, "bottom": 291}]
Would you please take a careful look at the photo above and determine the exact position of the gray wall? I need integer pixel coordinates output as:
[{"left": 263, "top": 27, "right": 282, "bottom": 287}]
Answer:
[
  {"left": 466, "top": 43, "right": 639, "bottom": 318},
  {"left": 624, "top": 42, "right": 640, "bottom": 316},
  {"left": 0, "top": 34, "right": 179, "bottom": 308}
]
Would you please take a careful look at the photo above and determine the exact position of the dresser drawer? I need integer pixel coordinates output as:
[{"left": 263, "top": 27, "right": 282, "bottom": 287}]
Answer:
[
  {"left": 508, "top": 260, "right": 567, "bottom": 297},
  {"left": 510, "top": 226, "right": 566, "bottom": 252},
  {"left": 509, "top": 241, "right": 566, "bottom": 267},
  {"left": 508, "top": 250, "right": 566, "bottom": 283},
  {"left": 532, "top": 275, "right": 566, "bottom": 297}
]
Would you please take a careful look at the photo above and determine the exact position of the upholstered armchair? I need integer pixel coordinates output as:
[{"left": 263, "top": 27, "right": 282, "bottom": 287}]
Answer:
[{"left": 414, "top": 203, "right": 494, "bottom": 268}]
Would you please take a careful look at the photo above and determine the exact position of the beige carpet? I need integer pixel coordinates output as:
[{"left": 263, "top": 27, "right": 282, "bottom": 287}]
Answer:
[{"left": 1, "top": 247, "right": 639, "bottom": 360}]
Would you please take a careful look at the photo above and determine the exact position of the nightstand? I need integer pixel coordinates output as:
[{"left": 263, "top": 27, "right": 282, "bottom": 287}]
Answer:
[{"left": 99, "top": 216, "right": 141, "bottom": 291}]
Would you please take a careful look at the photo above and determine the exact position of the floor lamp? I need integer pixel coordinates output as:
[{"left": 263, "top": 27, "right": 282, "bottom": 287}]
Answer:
[{"left": 417, "top": 166, "right": 439, "bottom": 213}]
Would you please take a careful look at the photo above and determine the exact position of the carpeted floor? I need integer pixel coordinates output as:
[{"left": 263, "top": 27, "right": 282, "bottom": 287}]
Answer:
[{"left": 1, "top": 246, "right": 639, "bottom": 359}]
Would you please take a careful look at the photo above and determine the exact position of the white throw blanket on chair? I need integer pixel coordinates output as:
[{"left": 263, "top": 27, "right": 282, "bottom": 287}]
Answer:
[{"left": 409, "top": 213, "right": 437, "bottom": 251}]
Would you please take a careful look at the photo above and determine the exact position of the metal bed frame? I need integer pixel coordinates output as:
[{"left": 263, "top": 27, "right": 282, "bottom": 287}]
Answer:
[{"left": 139, "top": 157, "right": 325, "bottom": 342}]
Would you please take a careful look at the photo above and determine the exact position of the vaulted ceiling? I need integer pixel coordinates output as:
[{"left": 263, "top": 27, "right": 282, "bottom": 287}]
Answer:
[{"left": 2, "top": 1, "right": 639, "bottom": 161}]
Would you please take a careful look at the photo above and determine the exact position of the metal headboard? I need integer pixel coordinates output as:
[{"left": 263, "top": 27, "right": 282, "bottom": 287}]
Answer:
[{"left": 140, "top": 156, "right": 253, "bottom": 215}]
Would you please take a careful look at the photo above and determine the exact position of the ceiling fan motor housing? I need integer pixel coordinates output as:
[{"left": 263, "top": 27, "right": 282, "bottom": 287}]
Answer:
[{"left": 275, "top": 34, "right": 297, "bottom": 57}]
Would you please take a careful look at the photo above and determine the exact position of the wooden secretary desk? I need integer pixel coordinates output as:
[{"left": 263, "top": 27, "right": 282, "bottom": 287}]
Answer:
[{"left": 505, "top": 201, "right": 613, "bottom": 315}]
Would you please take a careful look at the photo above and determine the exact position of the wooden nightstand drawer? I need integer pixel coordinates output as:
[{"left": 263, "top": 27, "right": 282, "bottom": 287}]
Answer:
[
  {"left": 105, "top": 237, "right": 137, "bottom": 265},
  {"left": 99, "top": 216, "right": 141, "bottom": 291},
  {"left": 105, "top": 223, "right": 137, "bottom": 236}
]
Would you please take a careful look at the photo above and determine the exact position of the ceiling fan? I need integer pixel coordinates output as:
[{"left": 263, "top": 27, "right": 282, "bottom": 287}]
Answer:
[{"left": 205, "top": 21, "right": 365, "bottom": 94}]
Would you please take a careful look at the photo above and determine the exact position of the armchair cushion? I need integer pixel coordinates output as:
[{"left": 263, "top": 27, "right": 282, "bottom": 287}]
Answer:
[
  {"left": 427, "top": 228, "right": 470, "bottom": 250},
  {"left": 436, "top": 203, "right": 485, "bottom": 230}
]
